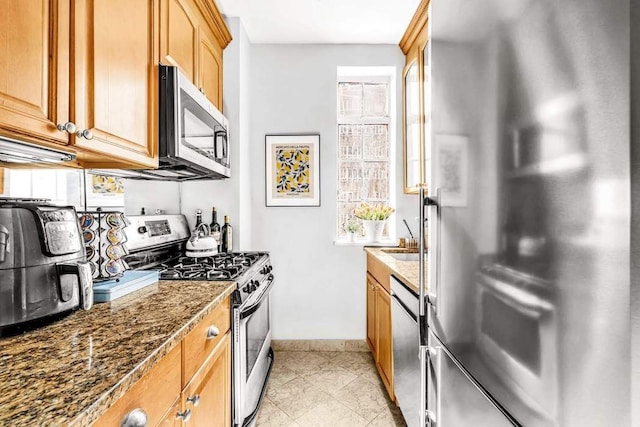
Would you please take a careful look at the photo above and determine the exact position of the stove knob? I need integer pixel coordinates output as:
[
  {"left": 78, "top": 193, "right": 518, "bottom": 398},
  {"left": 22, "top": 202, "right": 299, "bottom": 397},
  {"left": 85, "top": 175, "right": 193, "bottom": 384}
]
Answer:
[
  {"left": 138, "top": 226, "right": 148, "bottom": 234},
  {"left": 253, "top": 279, "right": 260, "bottom": 289},
  {"left": 242, "top": 285, "right": 250, "bottom": 293},
  {"left": 267, "top": 265, "right": 273, "bottom": 273}
]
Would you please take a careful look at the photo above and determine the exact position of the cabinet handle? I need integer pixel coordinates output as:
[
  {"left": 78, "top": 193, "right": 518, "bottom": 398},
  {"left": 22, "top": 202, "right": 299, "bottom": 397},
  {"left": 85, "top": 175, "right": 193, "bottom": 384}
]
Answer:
[
  {"left": 121, "top": 408, "right": 148, "bottom": 427},
  {"left": 186, "top": 394, "right": 200, "bottom": 406},
  {"left": 57, "top": 122, "right": 77, "bottom": 134},
  {"left": 77, "top": 129, "right": 94, "bottom": 140},
  {"left": 206, "top": 325, "right": 220, "bottom": 339},
  {"left": 176, "top": 409, "right": 192, "bottom": 422}
]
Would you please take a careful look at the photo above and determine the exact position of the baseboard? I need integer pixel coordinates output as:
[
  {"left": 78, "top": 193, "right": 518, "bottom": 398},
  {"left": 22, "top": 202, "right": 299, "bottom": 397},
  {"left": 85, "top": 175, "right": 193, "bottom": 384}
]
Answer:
[{"left": 271, "top": 339, "right": 369, "bottom": 352}]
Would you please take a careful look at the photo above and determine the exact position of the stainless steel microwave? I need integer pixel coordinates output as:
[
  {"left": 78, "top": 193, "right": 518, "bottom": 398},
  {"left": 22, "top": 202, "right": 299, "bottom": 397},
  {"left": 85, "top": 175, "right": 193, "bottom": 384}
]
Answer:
[{"left": 157, "top": 64, "right": 230, "bottom": 180}]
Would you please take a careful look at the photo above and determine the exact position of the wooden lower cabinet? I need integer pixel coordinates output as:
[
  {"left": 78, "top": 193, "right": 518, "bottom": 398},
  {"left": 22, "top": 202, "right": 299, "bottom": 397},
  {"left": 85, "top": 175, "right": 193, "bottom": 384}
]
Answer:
[
  {"left": 366, "top": 255, "right": 394, "bottom": 401},
  {"left": 375, "top": 285, "right": 393, "bottom": 395},
  {"left": 182, "top": 332, "right": 232, "bottom": 426},
  {"left": 159, "top": 398, "right": 182, "bottom": 426},
  {"left": 94, "top": 297, "right": 232, "bottom": 426},
  {"left": 366, "top": 274, "right": 377, "bottom": 354},
  {"left": 94, "top": 344, "right": 182, "bottom": 427}
]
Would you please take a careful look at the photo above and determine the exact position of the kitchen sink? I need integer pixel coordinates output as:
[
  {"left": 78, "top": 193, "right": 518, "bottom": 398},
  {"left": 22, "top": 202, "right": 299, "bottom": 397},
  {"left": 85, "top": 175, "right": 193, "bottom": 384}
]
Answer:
[{"left": 382, "top": 250, "right": 425, "bottom": 261}]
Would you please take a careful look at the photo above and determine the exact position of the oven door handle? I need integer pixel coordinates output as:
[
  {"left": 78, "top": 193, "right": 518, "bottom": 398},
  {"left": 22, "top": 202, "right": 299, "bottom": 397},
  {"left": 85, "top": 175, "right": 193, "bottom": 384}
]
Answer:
[{"left": 239, "top": 279, "right": 274, "bottom": 320}]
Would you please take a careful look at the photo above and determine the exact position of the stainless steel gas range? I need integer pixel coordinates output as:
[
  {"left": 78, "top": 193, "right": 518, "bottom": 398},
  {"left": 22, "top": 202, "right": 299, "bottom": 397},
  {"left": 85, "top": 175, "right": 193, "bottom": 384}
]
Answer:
[{"left": 123, "top": 214, "right": 274, "bottom": 427}]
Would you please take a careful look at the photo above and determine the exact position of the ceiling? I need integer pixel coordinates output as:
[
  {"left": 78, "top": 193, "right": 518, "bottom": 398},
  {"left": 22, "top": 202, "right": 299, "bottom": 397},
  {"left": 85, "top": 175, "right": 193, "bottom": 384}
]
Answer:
[{"left": 216, "top": 0, "right": 422, "bottom": 44}]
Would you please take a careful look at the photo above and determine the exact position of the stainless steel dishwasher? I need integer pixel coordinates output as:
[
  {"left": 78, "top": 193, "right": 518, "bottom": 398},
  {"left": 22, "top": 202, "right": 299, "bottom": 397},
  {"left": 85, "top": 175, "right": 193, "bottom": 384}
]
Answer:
[{"left": 391, "top": 275, "right": 420, "bottom": 427}]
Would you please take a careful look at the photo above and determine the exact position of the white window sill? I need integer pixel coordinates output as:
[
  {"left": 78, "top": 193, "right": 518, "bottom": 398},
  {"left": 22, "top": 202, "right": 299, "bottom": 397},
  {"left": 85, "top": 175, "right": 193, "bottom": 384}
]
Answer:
[{"left": 333, "top": 239, "right": 398, "bottom": 247}]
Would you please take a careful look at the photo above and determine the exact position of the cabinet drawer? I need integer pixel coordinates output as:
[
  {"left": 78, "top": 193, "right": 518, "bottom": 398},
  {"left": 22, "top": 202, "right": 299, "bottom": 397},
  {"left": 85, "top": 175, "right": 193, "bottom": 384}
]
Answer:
[
  {"left": 94, "top": 344, "right": 181, "bottom": 427},
  {"left": 183, "top": 332, "right": 232, "bottom": 426},
  {"left": 183, "top": 296, "right": 231, "bottom": 386},
  {"left": 367, "top": 254, "right": 390, "bottom": 292}
]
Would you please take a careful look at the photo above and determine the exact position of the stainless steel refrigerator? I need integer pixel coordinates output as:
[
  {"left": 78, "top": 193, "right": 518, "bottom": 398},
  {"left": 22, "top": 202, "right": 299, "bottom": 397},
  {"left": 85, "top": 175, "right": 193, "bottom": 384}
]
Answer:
[{"left": 418, "top": 0, "right": 631, "bottom": 425}]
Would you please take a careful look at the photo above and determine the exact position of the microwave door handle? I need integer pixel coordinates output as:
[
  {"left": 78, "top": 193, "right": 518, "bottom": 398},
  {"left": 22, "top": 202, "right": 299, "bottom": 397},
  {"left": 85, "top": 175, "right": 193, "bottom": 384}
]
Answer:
[
  {"left": 0, "top": 224, "right": 9, "bottom": 264},
  {"left": 213, "top": 130, "right": 226, "bottom": 159},
  {"left": 223, "top": 132, "right": 228, "bottom": 159}
]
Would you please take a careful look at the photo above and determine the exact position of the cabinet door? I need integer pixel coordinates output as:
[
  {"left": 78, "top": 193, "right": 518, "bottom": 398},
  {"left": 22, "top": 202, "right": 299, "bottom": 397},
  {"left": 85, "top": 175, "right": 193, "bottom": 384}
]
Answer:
[
  {"left": 366, "top": 274, "right": 377, "bottom": 355},
  {"left": 403, "top": 60, "right": 421, "bottom": 193},
  {"left": 0, "top": 0, "right": 70, "bottom": 145},
  {"left": 158, "top": 398, "right": 182, "bottom": 427},
  {"left": 198, "top": 27, "right": 223, "bottom": 110},
  {"left": 376, "top": 286, "right": 394, "bottom": 398},
  {"left": 95, "top": 345, "right": 181, "bottom": 426},
  {"left": 72, "top": 0, "right": 158, "bottom": 168},
  {"left": 160, "top": 0, "right": 199, "bottom": 83},
  {"left": 184, "top": 332, "right": 232, "bottom": 427}
]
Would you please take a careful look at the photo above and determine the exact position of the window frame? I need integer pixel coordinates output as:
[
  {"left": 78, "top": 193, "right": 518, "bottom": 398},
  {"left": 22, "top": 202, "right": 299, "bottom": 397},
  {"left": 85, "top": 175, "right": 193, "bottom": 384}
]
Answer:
[{"left": 335, "top": 70, "right": 397, "bottom": 244}]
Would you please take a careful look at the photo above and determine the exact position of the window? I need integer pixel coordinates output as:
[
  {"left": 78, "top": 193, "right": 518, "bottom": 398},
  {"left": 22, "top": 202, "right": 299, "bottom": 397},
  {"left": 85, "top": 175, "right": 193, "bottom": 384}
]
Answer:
[{"left": 336, "top": 68, "right": 395, "bottom": 241}]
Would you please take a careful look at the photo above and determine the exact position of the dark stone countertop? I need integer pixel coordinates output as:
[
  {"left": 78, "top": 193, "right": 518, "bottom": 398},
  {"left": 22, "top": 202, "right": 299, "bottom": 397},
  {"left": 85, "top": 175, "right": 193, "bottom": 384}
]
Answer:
[{"left": 0, "top": 279, "right": 236, "bottom": 426}]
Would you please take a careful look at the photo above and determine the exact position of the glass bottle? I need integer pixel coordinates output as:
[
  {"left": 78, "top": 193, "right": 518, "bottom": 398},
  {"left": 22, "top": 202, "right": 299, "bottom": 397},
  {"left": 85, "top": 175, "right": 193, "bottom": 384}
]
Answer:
[
  {"left": 221, "top": 215, "right": 233, "bottom": 253},
  {"left": 210, "top": 207, "right": 221, "bottom": 252}
]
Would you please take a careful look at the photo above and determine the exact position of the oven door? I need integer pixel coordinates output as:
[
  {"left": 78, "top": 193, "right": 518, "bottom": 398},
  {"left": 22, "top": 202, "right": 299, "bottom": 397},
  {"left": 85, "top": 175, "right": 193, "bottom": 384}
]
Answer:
[{"left": 234, "top": 285, "right": 273, "bottom": 426}]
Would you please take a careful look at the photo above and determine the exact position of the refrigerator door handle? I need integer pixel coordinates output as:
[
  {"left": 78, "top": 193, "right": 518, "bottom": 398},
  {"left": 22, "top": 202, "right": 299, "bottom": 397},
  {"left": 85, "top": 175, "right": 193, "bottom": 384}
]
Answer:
[
  {"left": 424, "top": 187, "right": 440, "bottom": 313},
  {"left": 426, "top": 344, "right": 440, "bottom": 427}
]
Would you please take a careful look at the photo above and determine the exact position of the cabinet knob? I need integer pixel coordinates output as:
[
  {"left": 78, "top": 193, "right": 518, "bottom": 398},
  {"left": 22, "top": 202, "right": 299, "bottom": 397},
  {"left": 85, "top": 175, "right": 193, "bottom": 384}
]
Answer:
[
  {"left": 176, "top": 409, "right": 192, "bottom": 422},
  {"left": 186, "top": 394, "right": 201, "bottom": 407},
  {"left": 206, "top": 325, "right": 220, "bottom": 339},
  {"left": 77, "top": 129, "right": 94, "bottom": 140},
  {"left": 57, "top": 122, "right": 77, "bottom": 134},
  {"left": 121, "top": 408, "right": 148, "bottom": 427}
]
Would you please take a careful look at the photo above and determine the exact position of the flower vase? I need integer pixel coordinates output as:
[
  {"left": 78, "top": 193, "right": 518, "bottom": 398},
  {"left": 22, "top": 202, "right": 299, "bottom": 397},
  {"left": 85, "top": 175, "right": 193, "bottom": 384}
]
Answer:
[
  {"left": 347, "top": 232, "right": 357, "bottom": 243},
  {"left": 362, "top": 220, "right": 385, "bottom": 243}
]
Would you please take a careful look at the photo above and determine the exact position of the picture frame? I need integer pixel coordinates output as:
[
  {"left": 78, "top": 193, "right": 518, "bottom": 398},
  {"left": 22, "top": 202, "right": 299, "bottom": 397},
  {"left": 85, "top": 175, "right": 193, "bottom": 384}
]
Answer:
[
  {"left": 265, "top": 133, "right": 321, "bottom": 207},
  {"left": 435, "top": 134, "right": 468, "bottom": 207},
  {"left": 85, "top": 172, "right": 125, "bottom": 208}
]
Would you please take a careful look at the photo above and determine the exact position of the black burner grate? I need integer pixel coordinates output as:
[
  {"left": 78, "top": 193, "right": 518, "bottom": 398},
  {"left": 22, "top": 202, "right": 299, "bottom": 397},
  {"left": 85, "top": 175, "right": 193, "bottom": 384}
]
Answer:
[{"left": 157, "top": 252, "right": 267, "bottom": 281}]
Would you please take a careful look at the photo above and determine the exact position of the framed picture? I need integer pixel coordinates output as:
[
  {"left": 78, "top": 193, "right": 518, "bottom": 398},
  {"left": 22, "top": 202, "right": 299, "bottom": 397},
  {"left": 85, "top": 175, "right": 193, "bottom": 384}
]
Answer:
[
  {"left": 435, "top": 134, "right": 468, "bottom": 207},
  {"left": 85, "top": 172, "right": 125, "bottom": 208},
  {"left": 265, "top": 134, "right": 320, "bottom": 207}
]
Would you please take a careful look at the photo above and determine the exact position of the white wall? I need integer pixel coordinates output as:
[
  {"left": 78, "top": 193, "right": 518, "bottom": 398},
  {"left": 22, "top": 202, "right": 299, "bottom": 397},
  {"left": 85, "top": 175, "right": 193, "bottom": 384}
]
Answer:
[
  {"left": 249, "top": 44, "right": 409, "bottom": 339},
  {"left": 124, "top": 180, "right": 181, "bottom": 215}
]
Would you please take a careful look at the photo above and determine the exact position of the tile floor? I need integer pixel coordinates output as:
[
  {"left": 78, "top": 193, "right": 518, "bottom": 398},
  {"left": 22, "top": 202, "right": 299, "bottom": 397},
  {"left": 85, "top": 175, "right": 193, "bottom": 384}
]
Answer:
[{"left": 256, "top": 351, "right": 407, "bottom": 426}]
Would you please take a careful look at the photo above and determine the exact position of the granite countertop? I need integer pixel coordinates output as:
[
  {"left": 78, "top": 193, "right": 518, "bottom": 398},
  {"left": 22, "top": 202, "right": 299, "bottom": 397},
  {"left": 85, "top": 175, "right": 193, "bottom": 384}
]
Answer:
[
  {"left": 0, "top": 279, "right": 236, "bottom": 426},
  {"left": 364, "top": 247, "right": 428, "bottom": 294}
]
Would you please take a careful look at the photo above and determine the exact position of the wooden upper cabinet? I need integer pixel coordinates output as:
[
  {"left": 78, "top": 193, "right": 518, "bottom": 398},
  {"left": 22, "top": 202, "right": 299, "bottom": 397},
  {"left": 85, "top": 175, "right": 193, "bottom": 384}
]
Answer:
[
  {"left": 0, "top": 0, "right": 70, "bottom": 146},
  {"left": 160, "top": 0, "right": 198, "bottom": 83},
  {"left": 160, "top": 0, "right": 230, "bottom": 111},
  {"left": 71, "top": 0, "right": 159, "bottom": 168},
  {"left": 400, "top": 0, "right": 429, "bottom": 194},
  {"left": 198, "top": 26, "right": 223, "bottom": 109},
  {"left": 0, "top": 0, "right": 230, "bottom": 168}
]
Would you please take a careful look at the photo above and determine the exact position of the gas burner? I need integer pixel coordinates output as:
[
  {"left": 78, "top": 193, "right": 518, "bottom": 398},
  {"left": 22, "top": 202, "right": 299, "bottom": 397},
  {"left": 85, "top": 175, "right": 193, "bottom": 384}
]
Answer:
[{"left": 156, "top": 252, "right": 268, "bottom": 281}]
